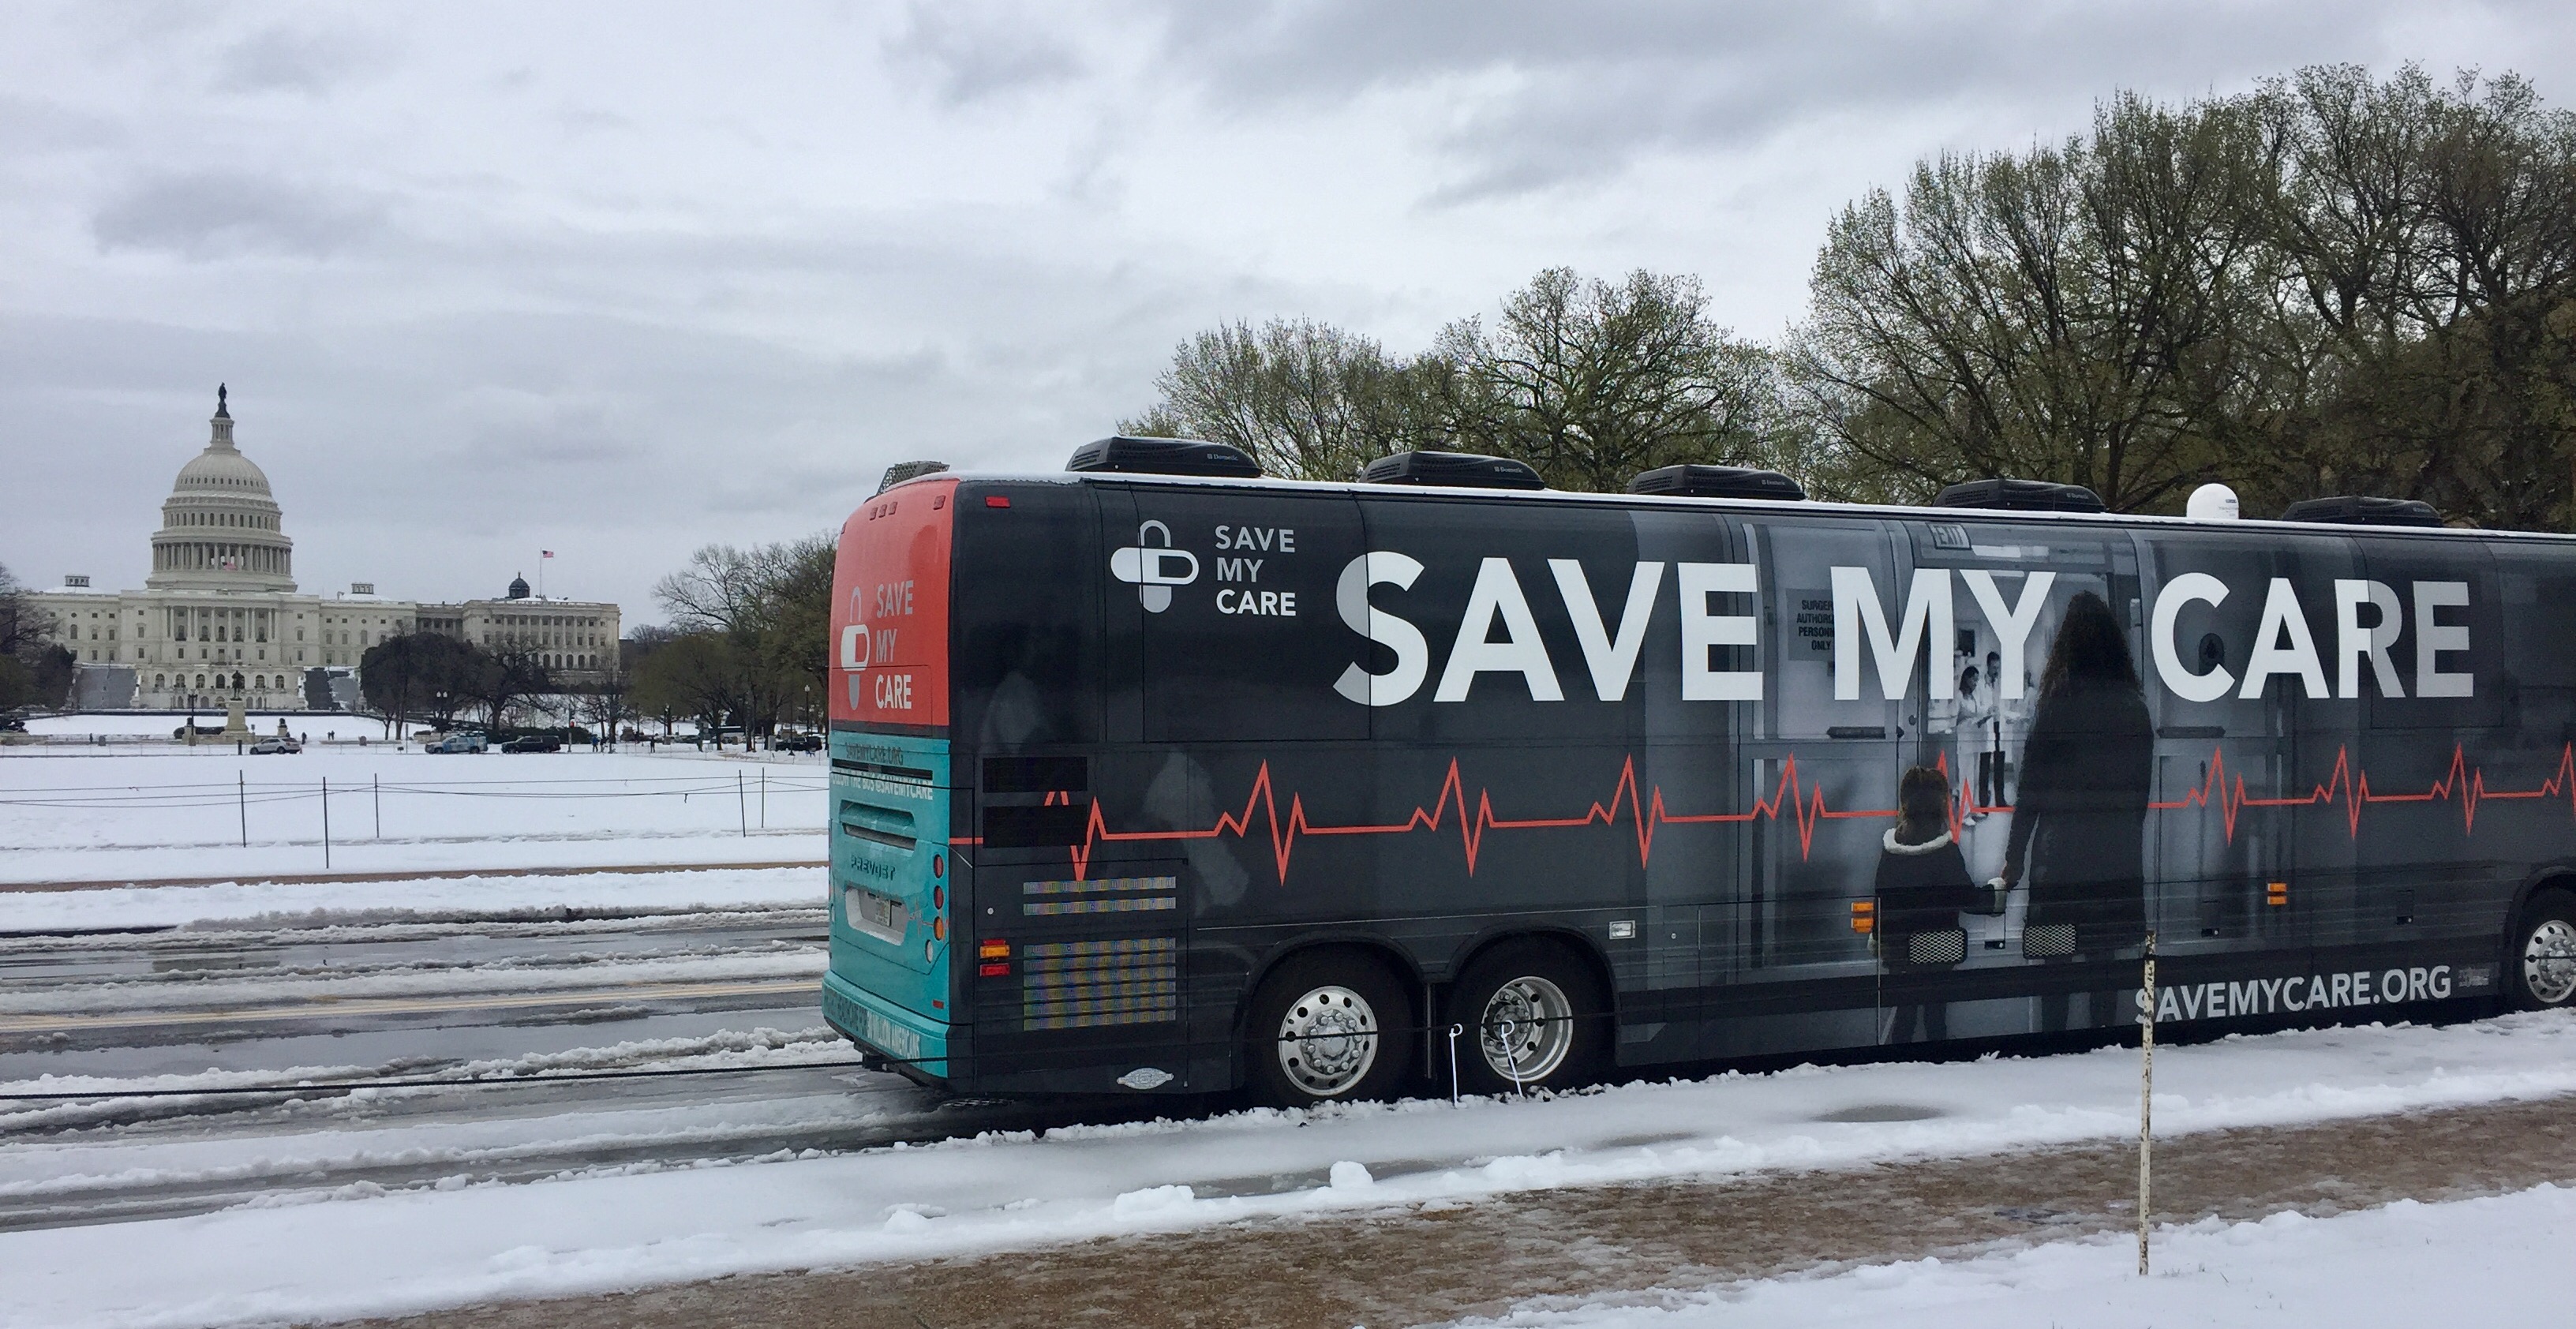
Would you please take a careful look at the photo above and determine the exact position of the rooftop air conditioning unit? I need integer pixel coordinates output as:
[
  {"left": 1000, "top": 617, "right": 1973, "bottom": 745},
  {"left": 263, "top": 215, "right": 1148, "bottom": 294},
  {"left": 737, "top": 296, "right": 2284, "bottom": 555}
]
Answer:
[
  {"left": 1065, "top": 436, "right": 1262, "bottom": 479},
  {"left": 1933, "top": 478, "right": 2106, "bottom": 514},
  {"left": 1360, "top": 451, "right": 1545, "bottom": 490},
  {"left": 1627, "top": 465, "right": 1806, "bottom": 502},
  {"left": 877, "top": 460, "right": 950, "bottom": 493},
  {"left": 2278, "top": 496, "right": 2443, "bottom": 527}
]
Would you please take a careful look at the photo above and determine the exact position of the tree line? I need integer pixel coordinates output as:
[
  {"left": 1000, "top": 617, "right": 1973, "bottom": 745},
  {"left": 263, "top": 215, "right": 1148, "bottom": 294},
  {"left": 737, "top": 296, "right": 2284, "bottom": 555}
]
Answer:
[
  {"left": 0, "top": 563, "right": 76, "bottom": 713},
  {"left": 1125, "top": 65, "right": 2576, "bottom": 526},
  {"left": 626, "top": 536, "right": 835, "bottom": 745}
]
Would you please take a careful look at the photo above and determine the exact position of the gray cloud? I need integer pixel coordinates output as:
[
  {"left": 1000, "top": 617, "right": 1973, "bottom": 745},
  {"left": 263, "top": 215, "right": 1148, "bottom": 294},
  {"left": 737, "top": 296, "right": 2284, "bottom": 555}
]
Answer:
[
  {"left": 1153, "top": 0, "right": 2564, "bottom": 198},
  {"left": 91, "top": 171, "right": 388, "bottom": 259},
  {"left": 214, "top": 24, "right": 373, "bottom": 95},
  {"left": 885, "top": 3, "right": 1086, "bottom": 104}
]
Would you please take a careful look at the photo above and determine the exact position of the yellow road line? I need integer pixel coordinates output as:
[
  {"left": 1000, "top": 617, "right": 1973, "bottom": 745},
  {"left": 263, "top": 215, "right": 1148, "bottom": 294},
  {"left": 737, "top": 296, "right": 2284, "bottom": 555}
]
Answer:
[{"left": 0, "top": 979, "right": 821, "bottom": 1035}]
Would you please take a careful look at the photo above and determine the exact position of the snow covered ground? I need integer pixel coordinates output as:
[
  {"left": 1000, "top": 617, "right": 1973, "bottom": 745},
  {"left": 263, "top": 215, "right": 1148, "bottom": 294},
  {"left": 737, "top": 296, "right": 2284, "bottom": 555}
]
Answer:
[
  {"left": 7, "top": 1011, "right": 2576, "bottom": 1328},
  {"left": 0, "top": 865, "right": 821, "bottom": 932},
  {"left": 1488, "top": 1182, "right": 2576, "bottom": 1328},
  {"left": 0, "top": 744, "right": 824, "bottom": 883}
]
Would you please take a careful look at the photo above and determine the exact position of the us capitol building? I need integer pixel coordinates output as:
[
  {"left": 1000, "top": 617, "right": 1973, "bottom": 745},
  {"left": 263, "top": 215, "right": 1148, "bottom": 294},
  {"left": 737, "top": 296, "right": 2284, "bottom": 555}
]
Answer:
[{"left": 28, "top": 389, "right": 621, "bottom": 713}]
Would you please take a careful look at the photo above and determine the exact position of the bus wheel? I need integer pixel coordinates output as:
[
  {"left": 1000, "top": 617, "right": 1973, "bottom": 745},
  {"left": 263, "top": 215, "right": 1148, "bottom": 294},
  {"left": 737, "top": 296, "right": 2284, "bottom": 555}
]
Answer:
[
  {"left": 2510, "top": 892, "right": 2576, "bottom": 1009},
  {"left": 1447, "top": 939, "right": 1608, "bottom": 1097},
  {"left": 1246, "top": 952, "right": 1413, "bottom": 1107}
]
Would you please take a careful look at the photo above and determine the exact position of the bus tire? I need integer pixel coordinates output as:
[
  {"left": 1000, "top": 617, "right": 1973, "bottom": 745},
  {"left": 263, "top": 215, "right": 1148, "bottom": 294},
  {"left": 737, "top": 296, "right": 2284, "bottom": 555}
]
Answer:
[
  {"left": 1245, "top": 950, "right": 1413, "bottom": 1108},
  {"left": 2507, "top": 890, "right": 2576, "bottom": 1010},
  {"left": 1445, "top": 938, "right": 1609, "bottom": 1098}
]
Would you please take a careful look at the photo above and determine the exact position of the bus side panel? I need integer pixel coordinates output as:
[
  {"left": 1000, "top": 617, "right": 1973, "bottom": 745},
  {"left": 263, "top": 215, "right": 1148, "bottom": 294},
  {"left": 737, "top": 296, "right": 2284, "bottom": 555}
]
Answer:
[{"left": 949, "top": 480, "right": 1173, "bottom": 1094}]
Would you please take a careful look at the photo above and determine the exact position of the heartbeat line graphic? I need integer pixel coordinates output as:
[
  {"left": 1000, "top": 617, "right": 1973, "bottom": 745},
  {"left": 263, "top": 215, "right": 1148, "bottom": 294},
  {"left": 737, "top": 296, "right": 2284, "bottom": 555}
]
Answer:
[
  {"left": 1037, "top": 743, "right": 2576, "bottom": 882},
  {"left": 2151, "top": 742, "right": 2576, "bottom": 839}
]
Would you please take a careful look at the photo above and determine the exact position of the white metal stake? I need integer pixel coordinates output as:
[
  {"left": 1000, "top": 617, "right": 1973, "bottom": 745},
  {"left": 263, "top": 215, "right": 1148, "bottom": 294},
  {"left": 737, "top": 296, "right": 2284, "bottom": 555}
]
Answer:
[
  {"left": 320, "top": 776, "right": 331, "bottom": 870},
  {"left": 1446, "top": 1024, "right": 1463, "bottom": 1105},
  {"left": 238, "top": 772, "right": 247, "bottom": 848},
  {"left": 736, "top": 771, "right": 748, "bottom": 837},
  {"left": 2139, "top": 930, "right": 2157, "bottom": 1276}
]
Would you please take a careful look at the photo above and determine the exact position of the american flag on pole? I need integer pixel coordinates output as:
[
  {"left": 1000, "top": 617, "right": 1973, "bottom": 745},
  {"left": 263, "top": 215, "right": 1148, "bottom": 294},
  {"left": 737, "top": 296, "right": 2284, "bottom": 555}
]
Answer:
[{"left": 541, "top": 550, "right": 555, "bottom": 559}]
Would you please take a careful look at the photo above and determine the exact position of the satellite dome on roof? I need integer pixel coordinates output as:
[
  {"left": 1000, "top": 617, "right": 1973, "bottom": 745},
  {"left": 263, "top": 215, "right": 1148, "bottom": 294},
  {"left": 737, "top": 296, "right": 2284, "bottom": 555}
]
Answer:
[{"left": 145, "top": 386, "right": 296, "bottom": 593}]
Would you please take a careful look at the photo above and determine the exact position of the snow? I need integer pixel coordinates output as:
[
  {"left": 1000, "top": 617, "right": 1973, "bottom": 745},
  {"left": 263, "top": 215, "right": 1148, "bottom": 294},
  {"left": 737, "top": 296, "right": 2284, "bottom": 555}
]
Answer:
[
  {"left": 0, "top": 866, "right": 822, "bottom": 933},
  {"left": 7, "top": 1011, "right": 2576, "bottom": 1328},
  {"left": 1490, "top": 1185, "right": 2576, "bottom": 1328},
  {"left": 0, "top": 746, "right": 824, "bottom": 885}
]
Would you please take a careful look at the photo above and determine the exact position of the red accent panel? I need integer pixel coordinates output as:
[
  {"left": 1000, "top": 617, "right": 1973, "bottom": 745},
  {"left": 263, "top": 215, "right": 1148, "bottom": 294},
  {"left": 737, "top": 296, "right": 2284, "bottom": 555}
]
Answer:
[{"left": 830, "top": 478, "right": 956, "bottom": 728}]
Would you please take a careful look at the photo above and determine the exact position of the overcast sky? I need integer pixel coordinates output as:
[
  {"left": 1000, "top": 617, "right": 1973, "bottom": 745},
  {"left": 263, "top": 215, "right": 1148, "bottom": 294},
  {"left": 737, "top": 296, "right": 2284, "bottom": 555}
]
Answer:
[{"left": 7, "top": 2, "right": 2572, "bottom": 626}]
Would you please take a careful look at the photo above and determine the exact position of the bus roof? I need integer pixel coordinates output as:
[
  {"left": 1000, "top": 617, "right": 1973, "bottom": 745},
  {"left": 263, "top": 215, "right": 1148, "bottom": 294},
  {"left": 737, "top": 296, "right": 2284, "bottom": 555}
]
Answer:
[{"left": 886, "top": 467, "right": 2576, "bottom": 545}]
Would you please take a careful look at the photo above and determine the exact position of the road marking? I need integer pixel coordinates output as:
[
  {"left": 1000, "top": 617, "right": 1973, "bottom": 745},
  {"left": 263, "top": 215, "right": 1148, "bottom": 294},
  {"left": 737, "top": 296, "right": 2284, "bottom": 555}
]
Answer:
[
  {"left": 0, "top": 979, "right": 821, "bottom": 1035},
  {"left": 0, "top": 861, "right": 827, "bottom": 894}
]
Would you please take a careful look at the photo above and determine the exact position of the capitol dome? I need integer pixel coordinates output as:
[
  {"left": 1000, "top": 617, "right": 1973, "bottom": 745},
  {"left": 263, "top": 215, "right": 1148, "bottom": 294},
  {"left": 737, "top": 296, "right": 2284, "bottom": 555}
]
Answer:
[{"left": 144, "top": 386, "right": 297, "bottom": 593}]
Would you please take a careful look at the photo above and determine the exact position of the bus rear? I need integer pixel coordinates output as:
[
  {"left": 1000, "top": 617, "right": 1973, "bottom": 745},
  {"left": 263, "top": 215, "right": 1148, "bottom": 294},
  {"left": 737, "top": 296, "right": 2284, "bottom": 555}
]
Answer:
[{"left": 821, "top": 476, "right": 958, "bottom": 1081}]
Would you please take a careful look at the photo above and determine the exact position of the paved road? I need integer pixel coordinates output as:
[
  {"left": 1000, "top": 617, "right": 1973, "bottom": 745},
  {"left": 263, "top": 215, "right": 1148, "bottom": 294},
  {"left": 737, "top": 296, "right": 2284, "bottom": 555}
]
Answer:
[{"left": 0, "top": 905, "right": 1175, "bottom": 1232}]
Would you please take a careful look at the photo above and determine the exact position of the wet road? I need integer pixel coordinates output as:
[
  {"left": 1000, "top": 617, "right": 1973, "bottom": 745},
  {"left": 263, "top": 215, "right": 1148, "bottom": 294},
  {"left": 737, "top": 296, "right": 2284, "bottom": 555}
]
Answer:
[{"left": 0, "top": 907, "right": 1166, "bottom": 1232}]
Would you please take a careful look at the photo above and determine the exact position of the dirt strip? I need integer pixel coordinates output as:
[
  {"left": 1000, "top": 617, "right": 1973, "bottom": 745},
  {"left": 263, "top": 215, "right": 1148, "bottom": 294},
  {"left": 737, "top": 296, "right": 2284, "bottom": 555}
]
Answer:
[
  {"left": 0, "top": 860, "right": 824, "bottom": 893},
  {"left": 355, "top": 1091, "right": 2576, "bottom": 1329}
]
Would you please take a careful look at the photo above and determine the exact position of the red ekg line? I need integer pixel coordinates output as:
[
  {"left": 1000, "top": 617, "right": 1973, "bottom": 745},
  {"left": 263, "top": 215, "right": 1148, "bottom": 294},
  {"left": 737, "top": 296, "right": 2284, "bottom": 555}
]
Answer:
[
  {"left": 1055, "top": 743, "right": 2576, "bottom": 883},
  {"left": 2150, "top": 742, "right": 2576, "bottom": 840}
]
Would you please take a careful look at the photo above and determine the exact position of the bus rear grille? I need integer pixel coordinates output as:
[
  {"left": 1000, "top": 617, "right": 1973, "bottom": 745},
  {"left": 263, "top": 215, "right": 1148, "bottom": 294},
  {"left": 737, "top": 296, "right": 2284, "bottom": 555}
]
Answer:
[
  {"left": 1020, "top": 938, "right": 1178, "bottom": 1031},
  {"left": 1020, "top": 874, "right": 1177, "bottom": 916}
]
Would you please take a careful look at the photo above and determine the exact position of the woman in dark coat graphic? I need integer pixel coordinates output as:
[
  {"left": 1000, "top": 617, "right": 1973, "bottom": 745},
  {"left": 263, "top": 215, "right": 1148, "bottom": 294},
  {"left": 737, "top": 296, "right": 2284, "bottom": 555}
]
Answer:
[{"left": 1999, "top": 591, "right": 2155, "bottom": 1029}]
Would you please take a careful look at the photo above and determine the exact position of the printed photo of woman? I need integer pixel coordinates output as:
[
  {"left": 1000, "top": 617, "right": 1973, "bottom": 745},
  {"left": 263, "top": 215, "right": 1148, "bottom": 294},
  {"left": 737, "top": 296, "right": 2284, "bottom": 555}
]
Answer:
[{"left": 1998, "top": 590, "right": 2155, "bottom": 1031}]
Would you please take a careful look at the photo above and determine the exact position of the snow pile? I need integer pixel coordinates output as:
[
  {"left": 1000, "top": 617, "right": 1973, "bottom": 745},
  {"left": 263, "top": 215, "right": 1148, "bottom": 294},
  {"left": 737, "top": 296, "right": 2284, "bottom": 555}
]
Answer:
[
  {"left": 0, "top": 867, "right": 822, "bottom": 932},
  {"left": 0, "top": 746, "right": 825, "bottom": 885},
  {"left": 1488, "top": 1184, "right": 2576, "bottom": 1328},
  {"left": 4, "top": 1013, "right": 2574, "bottom": 1328}
]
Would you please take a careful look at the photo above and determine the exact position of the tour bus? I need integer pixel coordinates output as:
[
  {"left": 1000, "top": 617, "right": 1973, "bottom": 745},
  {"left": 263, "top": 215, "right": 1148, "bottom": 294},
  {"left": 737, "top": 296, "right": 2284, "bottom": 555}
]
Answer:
[{"left": 821, "top": 439, "right": 2576, "bottom": 1106}]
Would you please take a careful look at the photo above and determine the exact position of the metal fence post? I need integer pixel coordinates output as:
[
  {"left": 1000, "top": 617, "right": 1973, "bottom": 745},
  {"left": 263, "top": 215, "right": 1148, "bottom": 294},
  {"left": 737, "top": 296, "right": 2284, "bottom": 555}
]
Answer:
[
  {"left": 373, "top": 773, "right": 381, "bottom": 840},
  {"left": 321, "top": 775, "right": 332, "bottom": 870},
  {"left": 238, "top": 772, "right": 248, "bottom": 848},
  {"left": 737, "top": 771, "right": 747, "bottom": 838},
  {"left": 2139, "top": 930, "right": 2157, "bottom": 1276}
]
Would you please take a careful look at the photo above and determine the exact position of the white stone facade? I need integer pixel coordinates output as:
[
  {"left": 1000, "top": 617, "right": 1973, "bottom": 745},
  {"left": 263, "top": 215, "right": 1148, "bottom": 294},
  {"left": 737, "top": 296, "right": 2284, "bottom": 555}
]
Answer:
[{"left": 29, "top": 393, "right": 620, "bottom": 712}]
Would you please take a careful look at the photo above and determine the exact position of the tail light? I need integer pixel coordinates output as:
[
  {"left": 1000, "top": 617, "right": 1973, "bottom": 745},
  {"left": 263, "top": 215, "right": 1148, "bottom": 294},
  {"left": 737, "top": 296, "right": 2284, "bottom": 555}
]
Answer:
[{"left": 1850, "top": 900, "right": 1876, "bottom": 935}]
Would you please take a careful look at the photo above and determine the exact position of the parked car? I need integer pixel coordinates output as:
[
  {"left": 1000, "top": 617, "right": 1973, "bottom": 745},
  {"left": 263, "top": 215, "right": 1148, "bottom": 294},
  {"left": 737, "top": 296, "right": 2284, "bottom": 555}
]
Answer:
[
  {"left": 777, "top": 732, "right": 823, "bottom": 753},
  {"left": 249, "top": 736, "right": 301, "bottom": 754},
  {"left": 501, "top": 734, "right": 563, "bottom": 754},
  {"left": 426, "top": 732, "right": 488, "bottom": 754}
]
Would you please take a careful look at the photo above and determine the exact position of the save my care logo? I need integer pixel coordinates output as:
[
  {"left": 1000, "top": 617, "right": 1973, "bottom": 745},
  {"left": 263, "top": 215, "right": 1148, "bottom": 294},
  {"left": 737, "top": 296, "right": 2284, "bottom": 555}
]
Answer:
[{"left": 1110, "top": 520, "right": 1301, "bottom": 616}]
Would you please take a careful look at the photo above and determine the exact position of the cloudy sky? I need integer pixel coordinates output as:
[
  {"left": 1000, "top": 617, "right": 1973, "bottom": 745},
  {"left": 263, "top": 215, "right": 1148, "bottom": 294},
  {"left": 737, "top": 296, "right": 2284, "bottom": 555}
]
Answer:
[{"left": 7, "top": 1, "right": 2571, "bottom": 625}]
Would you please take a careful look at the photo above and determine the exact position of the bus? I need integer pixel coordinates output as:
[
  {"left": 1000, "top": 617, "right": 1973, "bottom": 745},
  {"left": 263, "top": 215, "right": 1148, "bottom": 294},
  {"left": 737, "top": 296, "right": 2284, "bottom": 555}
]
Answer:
[{"left": 820, "top": 442, "right": 2576, "bottom": 1106}]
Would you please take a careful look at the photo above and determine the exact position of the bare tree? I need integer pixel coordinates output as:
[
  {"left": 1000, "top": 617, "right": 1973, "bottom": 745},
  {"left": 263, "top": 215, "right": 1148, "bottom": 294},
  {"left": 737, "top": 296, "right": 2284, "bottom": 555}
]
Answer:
[
  {"left": 1438, "top": 268, "right": 1788, "bottom": 492},
  {"left": 1121, "top": 319, "right": 1463, "bottom": 480}
]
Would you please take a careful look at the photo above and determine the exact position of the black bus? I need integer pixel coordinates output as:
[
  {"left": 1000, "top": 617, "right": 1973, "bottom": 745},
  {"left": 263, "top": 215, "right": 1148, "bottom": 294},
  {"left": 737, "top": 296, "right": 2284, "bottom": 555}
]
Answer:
[{"left": 821, "top": 447, "right": 2576, "bottom": 1105}]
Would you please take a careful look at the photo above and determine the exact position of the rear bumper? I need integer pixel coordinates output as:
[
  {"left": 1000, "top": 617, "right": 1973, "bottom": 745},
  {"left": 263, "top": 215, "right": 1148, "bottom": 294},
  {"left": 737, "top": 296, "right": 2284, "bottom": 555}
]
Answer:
[{"left": 823, "top": 971, "right": 952, "bottom": 1082}]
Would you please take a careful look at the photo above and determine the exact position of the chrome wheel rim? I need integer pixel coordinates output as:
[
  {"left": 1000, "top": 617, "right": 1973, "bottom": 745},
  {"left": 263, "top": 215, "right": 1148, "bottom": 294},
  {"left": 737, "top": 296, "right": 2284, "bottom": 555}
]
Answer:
[
  {"left": 1478, "top": 975, "right": 1574, "bottom": 1083},
  {"left": 2525, "top": 919, "right": 2576, "bottom": 1005},
  {"left": 1275, "top": 984, "right": 1380, "bottom": 1098}
]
